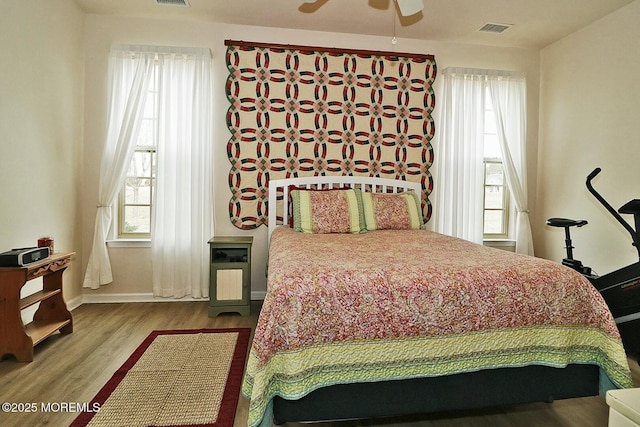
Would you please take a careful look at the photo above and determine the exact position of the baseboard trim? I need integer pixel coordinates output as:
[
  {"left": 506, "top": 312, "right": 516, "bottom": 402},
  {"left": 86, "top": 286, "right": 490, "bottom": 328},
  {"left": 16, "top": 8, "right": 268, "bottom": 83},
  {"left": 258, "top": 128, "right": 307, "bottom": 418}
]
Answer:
[
  {"left": 78, "top": 291, "right": 267, "bottom": 305},
  {"left": 81, "top": 293, "right": 206, "bottom": 304},
  {"left": 252, "top": 290, "right": 267, "bottom": 300},
  {"left": 66, "top": 295, "right": 84, "bottom": 311}
]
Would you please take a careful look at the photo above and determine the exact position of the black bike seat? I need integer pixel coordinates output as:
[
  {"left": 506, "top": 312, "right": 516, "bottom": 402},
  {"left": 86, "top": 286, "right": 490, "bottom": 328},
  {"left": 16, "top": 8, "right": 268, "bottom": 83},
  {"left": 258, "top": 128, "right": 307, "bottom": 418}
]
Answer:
[
  {"left": 619, "top": 199, "right": 640, "bottom": 215},
  {"left": 546, "top": 218, "right": 588, "bottom": 228}
]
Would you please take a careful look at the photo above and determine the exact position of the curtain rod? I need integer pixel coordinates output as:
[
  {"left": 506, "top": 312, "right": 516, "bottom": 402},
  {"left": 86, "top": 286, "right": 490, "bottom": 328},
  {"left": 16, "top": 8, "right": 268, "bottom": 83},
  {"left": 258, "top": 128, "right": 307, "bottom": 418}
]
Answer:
[
  {"left": 224, "top": 40, "right": 435, "bottom": 61},
  {"left": 111, "top": 44, "right": 212, "bottom": 57},
  {"left": 444, "top": 67, "right": 525, "bottom": 78}
]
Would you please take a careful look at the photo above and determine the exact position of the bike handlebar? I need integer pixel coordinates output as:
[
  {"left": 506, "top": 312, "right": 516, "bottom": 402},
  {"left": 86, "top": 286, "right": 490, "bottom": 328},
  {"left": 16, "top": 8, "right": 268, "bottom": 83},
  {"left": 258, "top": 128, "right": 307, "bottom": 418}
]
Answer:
[
  {"left": 587, "top": 167, "right": 601, "bottom": 182},
  {"left": 586, "top": 167, "right": 640, "bottom": 259}
]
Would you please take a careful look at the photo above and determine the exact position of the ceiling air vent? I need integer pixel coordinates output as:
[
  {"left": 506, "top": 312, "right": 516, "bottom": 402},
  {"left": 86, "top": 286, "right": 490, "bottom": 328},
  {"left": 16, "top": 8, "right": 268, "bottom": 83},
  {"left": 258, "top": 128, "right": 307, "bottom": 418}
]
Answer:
[
  {"left": 155, "top": 0, "right": 190, "bottom": 7},
  {"left": 478, "top": 22, "right": 512, "bottom": 34}
]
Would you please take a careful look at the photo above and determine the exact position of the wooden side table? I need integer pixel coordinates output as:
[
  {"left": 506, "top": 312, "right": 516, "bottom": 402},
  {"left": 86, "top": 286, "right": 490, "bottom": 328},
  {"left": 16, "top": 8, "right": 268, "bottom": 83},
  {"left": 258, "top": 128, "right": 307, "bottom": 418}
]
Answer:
[
  {"left": 0, "top": 252, "right": 74, "bottom": 362},
  {"left": 208, "top": 237, "right": 252, "bottom": 316}
]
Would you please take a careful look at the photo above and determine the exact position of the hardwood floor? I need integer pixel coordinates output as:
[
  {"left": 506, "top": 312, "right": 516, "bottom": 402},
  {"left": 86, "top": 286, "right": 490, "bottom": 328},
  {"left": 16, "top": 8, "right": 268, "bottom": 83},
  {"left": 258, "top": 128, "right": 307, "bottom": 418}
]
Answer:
[{"left": 0, "top": 301, "right": 638, "bottom": 427}]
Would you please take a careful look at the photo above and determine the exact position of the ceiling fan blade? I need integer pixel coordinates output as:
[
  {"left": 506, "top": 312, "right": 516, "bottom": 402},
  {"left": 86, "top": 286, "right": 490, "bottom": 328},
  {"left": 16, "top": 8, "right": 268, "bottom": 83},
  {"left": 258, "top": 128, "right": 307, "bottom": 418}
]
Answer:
[
  {"left": 395, "top": 0, "right": 423, "bottom": 16},
  {"left": 299, "top": 0, "right": 329, "bottom": 13}
]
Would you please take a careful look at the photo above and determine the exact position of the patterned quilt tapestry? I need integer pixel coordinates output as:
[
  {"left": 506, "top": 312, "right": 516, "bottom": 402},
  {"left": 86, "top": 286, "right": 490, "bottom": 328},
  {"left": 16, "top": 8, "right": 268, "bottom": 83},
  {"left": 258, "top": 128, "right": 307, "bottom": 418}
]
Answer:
[{"left": 225, "top": 40, "right": 437, "bottom": 229}]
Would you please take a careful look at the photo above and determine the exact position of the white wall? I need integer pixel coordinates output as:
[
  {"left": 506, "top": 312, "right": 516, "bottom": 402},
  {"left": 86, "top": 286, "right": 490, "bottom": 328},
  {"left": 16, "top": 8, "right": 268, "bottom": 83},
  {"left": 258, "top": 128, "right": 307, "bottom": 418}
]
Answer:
[
  {"left": 537, "top": 0, "right": 640, "bottom": 275},
  {"left": 0, "top": 0, "right": 85, "bottom": 307},
  {"left": 4, "top": 1, "right": 636, "bottom": 303},
  {"left": 80, "top": 14, "right": 540, "bottom": 298}
]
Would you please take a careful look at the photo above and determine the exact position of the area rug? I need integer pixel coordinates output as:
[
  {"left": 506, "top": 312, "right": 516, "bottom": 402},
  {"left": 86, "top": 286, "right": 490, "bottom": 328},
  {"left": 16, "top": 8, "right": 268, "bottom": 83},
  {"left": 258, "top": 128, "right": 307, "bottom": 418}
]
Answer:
[{"left": 70, "top": 328, "right": 251, "bottom": 427}]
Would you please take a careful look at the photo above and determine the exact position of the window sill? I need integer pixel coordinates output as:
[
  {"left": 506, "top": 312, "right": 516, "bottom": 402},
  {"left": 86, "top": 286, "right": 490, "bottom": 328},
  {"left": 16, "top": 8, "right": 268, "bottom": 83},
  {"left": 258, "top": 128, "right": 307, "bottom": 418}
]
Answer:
[
  {"left": 107, "top": 239, "right": 151, "bottom": 248},
  {"left": 483, "top": 239, "right": 516, "bottom": 251}
]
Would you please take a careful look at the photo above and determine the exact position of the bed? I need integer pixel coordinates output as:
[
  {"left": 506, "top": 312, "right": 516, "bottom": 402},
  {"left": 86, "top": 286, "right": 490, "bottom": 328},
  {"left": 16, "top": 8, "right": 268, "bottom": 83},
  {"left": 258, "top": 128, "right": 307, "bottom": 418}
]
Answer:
[{"left": 242, "top": 176, "right": 633, "bottom": 427}]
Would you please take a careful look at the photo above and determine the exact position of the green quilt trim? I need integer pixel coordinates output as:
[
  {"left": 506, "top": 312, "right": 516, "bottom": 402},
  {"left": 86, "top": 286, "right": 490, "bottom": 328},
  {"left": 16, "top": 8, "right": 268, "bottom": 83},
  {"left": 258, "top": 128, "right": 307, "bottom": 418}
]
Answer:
[{"left": 243, "top": 325, "right": 632, "bottom": 427}]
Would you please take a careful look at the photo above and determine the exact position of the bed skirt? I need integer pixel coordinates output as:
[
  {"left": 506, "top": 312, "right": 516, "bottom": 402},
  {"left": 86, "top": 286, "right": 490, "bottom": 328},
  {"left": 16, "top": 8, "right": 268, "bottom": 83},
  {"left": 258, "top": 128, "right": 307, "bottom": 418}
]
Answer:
[{"left": 273, "top": 364, "right": 600, "bottom": 423}]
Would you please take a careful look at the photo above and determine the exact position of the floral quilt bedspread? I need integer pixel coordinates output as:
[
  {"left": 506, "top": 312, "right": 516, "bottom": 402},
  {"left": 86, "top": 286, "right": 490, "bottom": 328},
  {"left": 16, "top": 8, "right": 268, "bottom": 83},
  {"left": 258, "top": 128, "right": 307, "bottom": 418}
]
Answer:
[{"left": 242, "top": 227, "right": 633, "bottom": 427}]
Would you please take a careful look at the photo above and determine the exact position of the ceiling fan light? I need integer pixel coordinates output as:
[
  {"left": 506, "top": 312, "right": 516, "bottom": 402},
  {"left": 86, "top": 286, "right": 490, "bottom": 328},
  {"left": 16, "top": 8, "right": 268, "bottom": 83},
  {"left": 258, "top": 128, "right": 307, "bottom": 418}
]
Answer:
[{"left": 395, "top": 0, "right": 423, "bottom": 16}]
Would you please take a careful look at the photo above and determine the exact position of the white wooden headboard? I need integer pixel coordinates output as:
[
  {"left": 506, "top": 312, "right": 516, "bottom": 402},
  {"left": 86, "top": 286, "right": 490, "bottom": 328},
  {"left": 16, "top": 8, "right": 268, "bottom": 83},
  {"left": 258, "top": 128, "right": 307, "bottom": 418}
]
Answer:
[{"left": 268, "top": 176, "right": 422, "bottom": 240}]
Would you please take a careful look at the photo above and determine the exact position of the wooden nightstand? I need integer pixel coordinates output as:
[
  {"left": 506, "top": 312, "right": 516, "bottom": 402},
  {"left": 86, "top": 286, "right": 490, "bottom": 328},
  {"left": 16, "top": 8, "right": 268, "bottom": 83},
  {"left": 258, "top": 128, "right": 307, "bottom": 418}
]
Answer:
[{"left": 208, "top": 237, "right": 252, "bottom": 316}]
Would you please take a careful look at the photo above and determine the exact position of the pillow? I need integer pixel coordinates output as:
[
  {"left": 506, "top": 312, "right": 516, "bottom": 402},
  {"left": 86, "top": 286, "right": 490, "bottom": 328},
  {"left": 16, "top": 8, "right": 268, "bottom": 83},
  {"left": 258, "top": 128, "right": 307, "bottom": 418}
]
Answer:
[
  {"left": 291, "top": 188, "right": 366, "bottom": 234},
  {"left": 361, "top": 191, "right": 423, "bottom": 230},
  {"left": 285, "top": 185, "right": 351, "bottom": 228}
]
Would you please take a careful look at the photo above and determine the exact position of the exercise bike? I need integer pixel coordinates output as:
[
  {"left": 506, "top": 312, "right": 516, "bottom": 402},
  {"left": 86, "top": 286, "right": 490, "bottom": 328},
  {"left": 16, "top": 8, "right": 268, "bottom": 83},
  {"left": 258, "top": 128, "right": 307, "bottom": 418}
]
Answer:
[{"left": 547, "top": 167, "right": 640, "bottom": 357}]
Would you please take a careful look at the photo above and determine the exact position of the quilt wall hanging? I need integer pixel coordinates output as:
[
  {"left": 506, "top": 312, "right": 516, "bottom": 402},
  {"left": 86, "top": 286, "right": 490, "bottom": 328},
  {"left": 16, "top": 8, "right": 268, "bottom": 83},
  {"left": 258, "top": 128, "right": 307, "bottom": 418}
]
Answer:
[{"left": 225, "top": 40, "right": 437, "bottom": 229}]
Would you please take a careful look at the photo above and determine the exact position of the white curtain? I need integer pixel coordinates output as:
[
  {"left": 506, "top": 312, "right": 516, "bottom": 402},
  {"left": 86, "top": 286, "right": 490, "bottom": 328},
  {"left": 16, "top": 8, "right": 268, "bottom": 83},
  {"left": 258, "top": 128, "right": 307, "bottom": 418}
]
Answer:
[
  {"left": 433, "top": 68, "right": 533, "bottom": 255},
  {"left": 83, "top": 46, "right": 154, "bottom": 289},
  {"left": 433, "top": 68, "right": 486, "bottom": 244},
  {"left": 487, "top": 74, "right": 533, "bottom": 255},
  {"left": 151, "top": 48, "right": 214, "bottom": 298}
]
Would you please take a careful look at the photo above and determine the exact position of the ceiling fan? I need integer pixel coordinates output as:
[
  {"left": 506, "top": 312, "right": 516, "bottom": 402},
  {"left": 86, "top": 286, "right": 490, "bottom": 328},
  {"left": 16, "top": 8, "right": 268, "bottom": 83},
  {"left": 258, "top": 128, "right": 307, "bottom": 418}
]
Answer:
[
  {"left": 301, "top": 0, "right": 424, "bottom": 17},
  {"left": 394, "top": 0, "right": 424, "bottom": 17}
]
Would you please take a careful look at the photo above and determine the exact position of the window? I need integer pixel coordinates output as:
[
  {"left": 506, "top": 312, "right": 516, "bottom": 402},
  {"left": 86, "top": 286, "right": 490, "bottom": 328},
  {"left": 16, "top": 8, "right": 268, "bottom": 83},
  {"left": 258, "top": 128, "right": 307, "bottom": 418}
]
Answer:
[
  {"left": 86, "top": 44, "right": 213, "bottom": 292},
  {"left": 118, "top": 64, "right": 158, "bottom": 239},
  {"left": 483, "top": 97, "right": 510, "bottom": 238},
  {"left": 119, "top": 148, "right": 156, "bottom": 237},
  {"left": 435, "top": 68, "right": 528, "bottom": 252}
]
